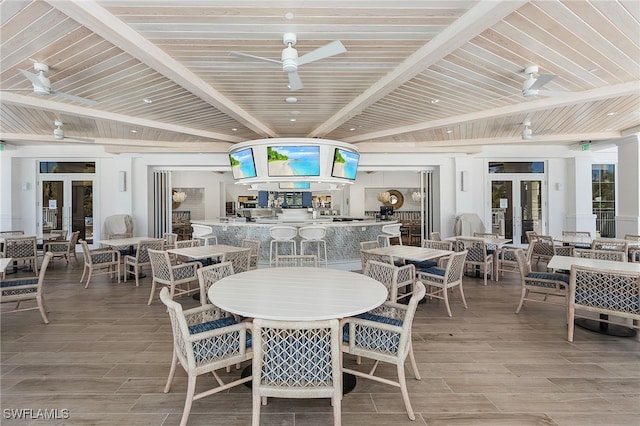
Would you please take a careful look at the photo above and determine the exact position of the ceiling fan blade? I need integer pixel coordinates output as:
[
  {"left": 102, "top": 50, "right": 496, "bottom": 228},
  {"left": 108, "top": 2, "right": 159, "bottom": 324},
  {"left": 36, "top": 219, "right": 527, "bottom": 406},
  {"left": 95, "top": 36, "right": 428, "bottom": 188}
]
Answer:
[
  {"left": 528, "top": 73, "right": 556, "bottom": 91},
  {"left": 229, "top": 51, "right": 281, "bottom": 65},
  {"left": 297, "top": 40, "right": 346, "bottom": 66},
  {"left": 50, "top": 90, "right": 97, "bottom": 106},
  {"left": 287, "top": 71, "right": 304, "bottom": 91},
  {"left": 19, "top": 69, "right": 47, "bottom": 90},
  {"left": 535, "top": 89, "right": 568, "bottom": 97}
]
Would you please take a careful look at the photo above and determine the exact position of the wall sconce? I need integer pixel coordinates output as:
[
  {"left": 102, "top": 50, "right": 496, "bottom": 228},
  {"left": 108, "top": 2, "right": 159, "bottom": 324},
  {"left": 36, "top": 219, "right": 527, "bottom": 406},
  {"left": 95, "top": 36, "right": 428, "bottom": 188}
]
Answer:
[
  {"left": 377, "top": 191, "right": 390, "bottom": 203},
  {"left": 172, "top": 190, "right": 187, "bottom": 209},
  {"left": 118, "top": 171, "right": 126, "bottom": 192},
  {"left": 461, "top": 171, "right": 468, "bottom": 192}
]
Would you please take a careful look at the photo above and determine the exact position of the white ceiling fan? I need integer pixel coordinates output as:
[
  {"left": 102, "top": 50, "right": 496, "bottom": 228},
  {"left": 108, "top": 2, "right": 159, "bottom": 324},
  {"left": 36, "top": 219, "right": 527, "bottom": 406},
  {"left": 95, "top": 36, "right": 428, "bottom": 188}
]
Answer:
[
  {"left": 521, "top": 120, "right": 556, "bottom": 140},
  {"left": 16, "top": 62, "right": 97, "bottom": 106},
  {"left": 229, "top": 33, "right": 347, "bottom": 91},
  {"left": 53, "top": 121, "right": 94, "bottom": 143},
  {"left": 521, "top": 65, "right": 561, "bottom": 97}
]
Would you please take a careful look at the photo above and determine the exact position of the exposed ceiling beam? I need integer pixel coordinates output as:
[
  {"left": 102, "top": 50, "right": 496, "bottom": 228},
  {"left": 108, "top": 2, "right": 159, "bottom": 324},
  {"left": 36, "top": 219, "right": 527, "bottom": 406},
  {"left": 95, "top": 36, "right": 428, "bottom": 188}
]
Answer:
[
  {"left": 46, "top": 0, "right": 276, "bottom": 138},
  {"left": 307, "top": 0, "right": 528, "bottom": 138},
  {"left": 0, "top": 92, "right": 242, "bottom": 143},
  {"left": 345, "top": 82, "right": 640, "bottom": 143}
]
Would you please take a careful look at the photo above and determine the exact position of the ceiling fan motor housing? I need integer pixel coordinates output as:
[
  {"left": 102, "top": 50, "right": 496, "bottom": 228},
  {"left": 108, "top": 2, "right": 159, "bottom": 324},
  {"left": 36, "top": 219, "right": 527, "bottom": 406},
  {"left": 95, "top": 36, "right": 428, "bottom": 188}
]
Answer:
[{"left": 281, "top": 46, "right": 298, "bottom": 72}]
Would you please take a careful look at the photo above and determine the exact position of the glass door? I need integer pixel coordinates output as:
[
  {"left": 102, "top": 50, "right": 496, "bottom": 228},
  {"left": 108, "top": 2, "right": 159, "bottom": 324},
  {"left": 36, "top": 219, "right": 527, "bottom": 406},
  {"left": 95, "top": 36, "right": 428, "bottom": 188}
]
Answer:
[
  {"left": 491, "top": 177, "right": 544, "bottom": 245},
  {"left": 41, "top": 175, "right": 94, "bottom": 243}
]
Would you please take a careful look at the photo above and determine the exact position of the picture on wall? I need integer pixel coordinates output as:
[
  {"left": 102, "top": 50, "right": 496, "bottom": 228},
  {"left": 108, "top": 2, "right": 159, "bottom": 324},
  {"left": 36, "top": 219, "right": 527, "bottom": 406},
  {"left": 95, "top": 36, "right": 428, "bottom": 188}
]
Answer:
[{"left": 267, "top": 146, "right": 320, "bottom": 176}]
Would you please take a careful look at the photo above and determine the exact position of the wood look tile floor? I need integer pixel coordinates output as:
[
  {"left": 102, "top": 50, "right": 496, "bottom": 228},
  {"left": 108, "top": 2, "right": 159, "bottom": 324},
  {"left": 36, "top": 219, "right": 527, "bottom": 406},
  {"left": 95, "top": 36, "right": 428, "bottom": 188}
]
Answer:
[{"left": 1, "top": 258, "right": 639, "bottom": 425}]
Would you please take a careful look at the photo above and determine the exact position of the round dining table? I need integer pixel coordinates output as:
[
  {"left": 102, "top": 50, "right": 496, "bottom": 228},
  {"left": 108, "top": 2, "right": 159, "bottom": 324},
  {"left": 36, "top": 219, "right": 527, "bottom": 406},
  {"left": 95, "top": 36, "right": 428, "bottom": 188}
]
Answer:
[{"left": 208, "top": 266, "right": 388, "bottom": 393}]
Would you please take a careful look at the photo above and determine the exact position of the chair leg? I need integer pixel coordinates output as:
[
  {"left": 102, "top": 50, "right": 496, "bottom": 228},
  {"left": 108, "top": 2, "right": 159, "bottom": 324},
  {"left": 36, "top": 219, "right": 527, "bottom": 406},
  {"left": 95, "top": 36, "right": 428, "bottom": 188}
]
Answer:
[
  {"left": 164, "top": 350, "right": 178, "bottom": 393},
  {"left": 147, "top": 280, "right": 157, "bottom": 305},
  {"left": 36, "top": 295, "right": 49, "bottom": 324},
  {"left": 84, "top": 266, "right": 93, "bottom": 289},
  {"left": 134, "top": 266, "right": 140, "bottom": 287},
  {"left": 397, "top": 363, "right": 415, "bottom": 421},
  {"left": 515, "top": 288, "right": 527, "bottom": 313},
  {"left": 333, "top": 394, "right": 342, "bottom": 426},
  {"left": 443, "top": 286, "right": 452, "bottom": 317},
  {"left": 458, "top": 284, "right": 468, "bottom": 309},
  {"left": 408, "top": 341, "right": 421, "bottom": 380},
  {"left": 567, "top": 307, "right": 575, "bottom": 342},
  {"left": 252, "top": 394, "right": 261, "bottom": 426},
  {"left": 179, "top": 374, "right": 196, "bottom": 426}
]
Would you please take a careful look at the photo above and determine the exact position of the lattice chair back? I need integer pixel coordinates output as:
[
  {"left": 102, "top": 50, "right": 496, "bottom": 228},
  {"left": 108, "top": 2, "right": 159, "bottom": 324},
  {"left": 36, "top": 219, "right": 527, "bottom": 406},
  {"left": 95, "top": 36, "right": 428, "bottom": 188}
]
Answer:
[
  {"left": 159, "top": 287, "right": 252, "bottom": 426},
  {"left": 341, "top": 281, "right": 426, "bottom": 420},
  {"left": 175, "top": 239, "right": 201, "bottom": 249},
  {"left": 360, "top": 248, "right": 393, "bottom": 271},
  {"left": 241, "top": 239, "right": 261, "bottom": 269},
  {"left": 222, "top": 248, "right": 252, "bottom": 274},
  {"left": 444, "top": 250, "right": 468, "bottom": 284},
  {"left": 591, "top": 239, "right": 628, "bottom": 253},
  {"left": 429, "top": 231, "right": 441, "bottom": 241},
  {"left": 359, "top": 240, "right": 380, "bottom": 250},
  {"left": 137, "top": 239, "right": 166, "bottom": 264},
  {"left": 148, "top": 249, "right": 173, "bottom": 283},
  {"left": 422, "top": 239, "right": 453, "bottom": 251},
  {"left": 364, "top": 259, "right": 415, "bottom": 302},
  {"left": 530, "top": 234, "right": 556, "bottom": 261},
  {"left": 197, "top": 262, "right": 235, "bottom": 305},
  {"left": 163, "top": 233, "right": 178, "bottom": 249},
  {"left": 274, "top": 255, "right": 318, "bottom": 268},
  {"left": 252, "top": 318, "right": 341, "bottom": 426},
  {"left": 49, "top": 229, "right": 68, "bottom": 240},
  {"left": 1, "top": 252, "right": 53, "bottom": 323},
  {"left": 473, "top": 232, "right": 498, "bottom": 238},
  {"left": 567, "top": 265, "right": 640, "bottom": 342},
  {"left": 456, "top": 238, "right": 486, "bottom": 262},
  {"left": 562, "top": 230, "right": 591, "bottom": 238},
  {"left": 574, "top": 248, "right": 626, "bottom": 262},
  {"left": 3, "top": 236, "right": 38, "bottom": 276}
]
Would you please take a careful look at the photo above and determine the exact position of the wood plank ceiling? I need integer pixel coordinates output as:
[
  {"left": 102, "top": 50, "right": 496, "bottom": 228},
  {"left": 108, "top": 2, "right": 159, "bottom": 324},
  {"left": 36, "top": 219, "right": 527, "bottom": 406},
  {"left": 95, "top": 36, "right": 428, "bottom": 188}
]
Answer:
[{"left": 1, "top": 0, "right": 638, "bottom": 154}]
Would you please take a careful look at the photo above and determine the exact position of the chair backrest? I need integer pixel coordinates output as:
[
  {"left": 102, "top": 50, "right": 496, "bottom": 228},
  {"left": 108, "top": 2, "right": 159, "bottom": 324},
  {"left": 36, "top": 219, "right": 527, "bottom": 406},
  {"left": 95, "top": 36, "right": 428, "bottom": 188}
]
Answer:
[
  {"left": 514, "top": 248, "right": 532, "bottom": 278},
  {"left": 175, "top": 239, "right": 201, "bottom": 248},
  {"left": 422, "top": 239, "right": 453, "bottom": 251},
  {"left": 573, "top": 248, "right": 627, "bottom": 262},
  {"left": 0, "top": 230, "right": 24, "bottom": 237},
  {"left": 135, "top": 239, "right": 166, "bottom": 263},
  {"left": 50, "top": 229, "right": 68, "bottom": 240},
  {"left": 298, "top": 225, "right": 326, "bottom": 240},
  {"left": 381, "top": 223, "right": 402, "bottom": 236},
  {"left": 241, "top": 239, "right": 261, "bottom": 269},
  {"left": 197, "top": 262, "right": 235, "bottom": 305},
  {"left": 591, "top": 239, "right": 628, "bottom": 252},
  {"left": 222, "top": 248, "right": 252, "bottom": 273},
  {"left": 530, "top": 234, "right": 556, "bottom": 257},
  {"left": 569, "top": 265, "right": 640, "bottom": 318},
  {"left": 360, "top": 249, "right": 393, "bottom": 271},
  {"left": 269, "top": 225, "right": 298, "bottom": 241},
  {"left": 455, "top": 238, "right": 487, "bottom": 262},
  {"left": 3, "top": 236, "right": 37, "bottom": 259},
  {"left": 359, "top": 240, "right": 379, "bottom": 250},
  {"left": 104, "top": 214, "right": 133, "bottom": 238},
  {"left": 525, "top": 230, "right": 537, "bottom": 244},
  {"left": 624, "top": 234, "right": 640, "bottom": 242},
  {"left": 148, "top": 248, "right": 173, "bottom": 283},
  {"left": 474, "top": 232, "right": 498, "bottom": 238},
  {"left": 275, "top": 255, "right": 318, "bottom": 267},
  {"left": 191, "top": 224, "right": 213, "bottom": 238},
  {"left": 562, "top": 230, "right": 591, "bottom": 238},
  {"left": 364, "top": 260, "right": 415, "bottom": 302},
  {"left": 441, "top": 250, "right": 468, "bottom": 284},
  {"left": 252, "top": 318, "right": 341, "bottom": 399},
  {"left": 163, "top": 232, "right": 178, "bottom": 246},
  {"left": 429, "top": 232, "right": 441, "bottom": 241},
  {"left": 109, "top": 233, "right": 132, "bottom": 239},
  {"left": 68, "top": 230, "right": 80, "bottom": 247}
]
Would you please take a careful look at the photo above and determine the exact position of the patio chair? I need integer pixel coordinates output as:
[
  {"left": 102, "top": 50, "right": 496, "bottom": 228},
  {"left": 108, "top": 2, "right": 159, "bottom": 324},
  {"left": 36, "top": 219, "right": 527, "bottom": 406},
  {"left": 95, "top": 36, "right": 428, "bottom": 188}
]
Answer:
[
  {"left": 124, "top": 239, "right": 166, "bottom": 286},
  {"left": 221, "top": 247, "right": 252, "bottom": 274},
  {"left": 274, "top": 254, "right": 318, "bottom": 267},
  {"left": 196, "top": 262, "right": 235, "bottom": 306},
  {"left": 456, "top": 237, "right": 493, "bottom": 285},
  {"left": 241, "top": 239, "right": 261, "bottom": 270},
  {"left": 341, "top": 281, "right": 426, "bottom": 420},
  {"left": 562, "top": 230, "right": 592, "bottom": 248},
  {"left": 591, "top": 239, "right": 628, "bottom": 253},
  {"left": 163, "top": 232, "right": 178, "bottom": 249},
  {"left": 79, "top": 240, "right": 120, "bottom": 288},
  {"left": 1, "top": 252, "right": 53, "bottom": 324},
  {"left": 160, "top": 287, "right": 252, "bottom": 426},
  {"left": 364, "top": 259, "right": 415, "bottom": 303},
  {"left": 252, "top": 318, "right": 341, "bottom": 426},
  {"left": 378, "top": 223, "right": 403, "bottom": 247},
  {"left": 528, "top": 234, "right": 557, "bottom": 266},
  {"left": 360, "top": 248, "right": 393, "bottom": 272},
  {"left": 416, "top": 250, "right": 468, "bottom": 317},
  {"left": 43, "top": 230, "right": 80, "bottom": 265},
  {"left": 147, "top": 249, "right": 200, "bottom": 305}
]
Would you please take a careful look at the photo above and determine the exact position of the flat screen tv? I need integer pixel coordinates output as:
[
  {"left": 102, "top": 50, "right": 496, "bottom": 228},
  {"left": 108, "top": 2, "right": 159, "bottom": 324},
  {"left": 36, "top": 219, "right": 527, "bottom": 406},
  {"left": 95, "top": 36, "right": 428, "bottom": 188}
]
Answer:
[
  {"left": 229, "top": 148, "right": 257, "bottom": 179},
  {"left": 279, "top": 182, "right": 311, "bottom": 189},
  {"left": 267, "top": 146, "right": 320, "bottom": 177},
  {"left": 380, "top": 205, "right": 394, "bottom": 216},
  {"left": 331, "top": 148, "right": 360, "bottom": 180}
]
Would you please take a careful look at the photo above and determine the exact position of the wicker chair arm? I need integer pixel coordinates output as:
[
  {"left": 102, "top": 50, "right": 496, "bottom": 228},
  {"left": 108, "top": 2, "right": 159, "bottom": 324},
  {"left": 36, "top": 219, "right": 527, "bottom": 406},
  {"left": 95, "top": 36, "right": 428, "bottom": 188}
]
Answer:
[
  {"left": 185, "top": 320, "right": 251, "bottom": 342},
  {"left": 396, "top": 263, "right": 415, "bottom": 283},
  {"left": 416, "top": 271, "right": 445, "bottom": 284},
  {"left": 524, "top": 275, "right": 567, "bottom": 290},
  {"left": 44, "top": 240, "right": 69, "bottom": 250},
  {"left": 340, "top": 316, "right": 403, "bottom": 335},
  {"left": 367, "top": 301, "right": 408, "bottom": 320},
  {"left": 171, "top": 261, "right": 201, "bottom": 274}
]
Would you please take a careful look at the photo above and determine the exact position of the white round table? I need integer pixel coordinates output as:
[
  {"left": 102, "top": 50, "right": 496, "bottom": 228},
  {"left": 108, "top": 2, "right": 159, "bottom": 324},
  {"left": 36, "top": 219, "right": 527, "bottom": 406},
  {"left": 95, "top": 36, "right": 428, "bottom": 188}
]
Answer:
[{"left": 208, "top": 267, "right": 387, "bottom": 321}]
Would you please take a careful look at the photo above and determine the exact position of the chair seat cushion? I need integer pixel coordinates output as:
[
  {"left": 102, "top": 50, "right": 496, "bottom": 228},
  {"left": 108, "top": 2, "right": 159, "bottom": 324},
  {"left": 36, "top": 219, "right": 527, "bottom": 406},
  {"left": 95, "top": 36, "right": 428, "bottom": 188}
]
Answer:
[
  {"left": 418, "top": 266, "right": 445, "bottom": 276},
  {"left": 526, "top": 272, "right": 570, "bottom": 284},
  {"left": 355, "top": 312, "right": 404, "bottom": 327},
  {"left": 0, "top": 278, "right": 38, "bottom": 288},
  {"left": 188, "top": 316, "right": 237, "bottom": 334},
  {"left": 408, "top": 260, "right": 438, "bottom": 269}
]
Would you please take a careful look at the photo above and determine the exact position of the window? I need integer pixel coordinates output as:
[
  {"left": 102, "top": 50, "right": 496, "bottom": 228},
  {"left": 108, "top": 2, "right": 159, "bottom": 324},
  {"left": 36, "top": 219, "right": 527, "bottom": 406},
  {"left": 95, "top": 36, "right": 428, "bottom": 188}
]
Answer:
[
  {"left": 488, "top": 162, "right": 544, "bottom": 173},
  {"left": 39, "top": 162, "right": 95, "bottom": 173},
  {"left": 592, "top": 164, "right": 615, "bottom": 237}
]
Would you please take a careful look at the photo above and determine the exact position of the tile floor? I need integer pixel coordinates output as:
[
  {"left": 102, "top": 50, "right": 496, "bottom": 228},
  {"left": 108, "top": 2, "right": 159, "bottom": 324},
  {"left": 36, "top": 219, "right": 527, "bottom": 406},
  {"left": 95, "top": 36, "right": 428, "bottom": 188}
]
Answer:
[{"left": 1, "top": 257, "right": 639, "bottom": 425}]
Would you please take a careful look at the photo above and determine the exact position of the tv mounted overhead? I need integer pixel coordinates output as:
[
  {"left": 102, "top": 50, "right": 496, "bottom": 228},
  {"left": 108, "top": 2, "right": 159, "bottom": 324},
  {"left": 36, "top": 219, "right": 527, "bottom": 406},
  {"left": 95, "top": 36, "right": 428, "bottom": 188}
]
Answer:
[
  {"left": 229, "top": 147, "right": 257, "bottom": 179},
  {"left": 267, "top": 145, "right": 320, "bottom": 177},
  {"left": 331, "top": 148, "right": 359, "bottom": 180}
]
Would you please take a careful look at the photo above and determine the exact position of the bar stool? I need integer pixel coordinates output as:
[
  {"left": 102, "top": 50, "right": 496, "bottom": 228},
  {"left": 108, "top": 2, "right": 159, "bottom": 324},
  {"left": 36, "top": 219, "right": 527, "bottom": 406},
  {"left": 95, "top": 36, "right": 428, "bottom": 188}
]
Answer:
[
  {"left": 298, "top": 225, "right": 328, "bottom": 267},
  {"left": 269, "top": 226, "right": 297, "bottom": 266},
  {"left": 378, "top": 223, "right": 403, "bottom": 247},
  {"left": 191, "top": 224, "right": 218, "bottom": 246}
]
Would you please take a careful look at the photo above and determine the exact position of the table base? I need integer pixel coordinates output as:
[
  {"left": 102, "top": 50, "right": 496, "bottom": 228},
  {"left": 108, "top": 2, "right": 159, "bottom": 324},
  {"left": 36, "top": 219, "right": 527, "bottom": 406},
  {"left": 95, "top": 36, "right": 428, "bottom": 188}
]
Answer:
[
  {"left": 240, "top": 365, "right": 357, "bottom": 394},
  {"left": 575, "top": 316, "right": 637, "bottom": 338}
]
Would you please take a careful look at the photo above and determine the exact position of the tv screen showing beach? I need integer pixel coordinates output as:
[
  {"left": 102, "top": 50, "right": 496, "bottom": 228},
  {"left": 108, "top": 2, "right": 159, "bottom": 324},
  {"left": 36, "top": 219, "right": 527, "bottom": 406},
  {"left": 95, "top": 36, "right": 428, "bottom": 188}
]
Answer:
[
  {"left": 279, "top": 182, "right": 311, "bottom": 189},
  {"left": 267, "top": 146, "right": 320, "bottom": 177},
  {"left": 229, "top": 148, "right": 257, "bottom": 179},
  {"left": 331, "top": 148, "right": 359, "bottom": 180}
]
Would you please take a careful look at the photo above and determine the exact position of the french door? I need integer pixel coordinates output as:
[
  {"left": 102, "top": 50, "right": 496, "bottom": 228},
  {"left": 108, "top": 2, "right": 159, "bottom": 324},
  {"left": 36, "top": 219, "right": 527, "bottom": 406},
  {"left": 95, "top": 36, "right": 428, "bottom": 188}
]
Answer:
[
  {"left": 490, "top": 176, "right": 545, "bottom": 245},
  {"left": 40, "top": 175, "right": 95, "bottom": 243}
]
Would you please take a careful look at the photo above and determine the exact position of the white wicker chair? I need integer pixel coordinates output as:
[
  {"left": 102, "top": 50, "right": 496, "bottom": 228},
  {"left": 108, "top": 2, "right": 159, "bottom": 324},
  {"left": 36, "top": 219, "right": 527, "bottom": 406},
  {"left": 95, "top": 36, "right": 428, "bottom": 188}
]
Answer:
[
  {"left": 252, "top": 318, "right": 342, "bottom": 426},
  {"left": 43, "top": 230, "right": 80, "bottom": 265},
  {"left": 191, "top": 224, "right": 218, "bottom": 246},
  {"left": 1, "top": 252, "right": 53, "bottom": 324},
  {"left": 2, "top": 236, "right": 38, "bottom": 279},
  {"left": 160, "top": 287, "right": 252, "bottom": 426},
  {"left": 568, "top": 265, "right": 640, "bottom": 342},
  {"left": 514, "top": 248, "right": 569, "bottom": 320},
  {"left": 416, "top": 250, "right": 468, "bottom": 317},
  {"left": 573, "top": 248, "right": 627, "bottom": 262},
  {"left": 456, "top": 237, "right": 493, "bottom": 285},
  {"left": 79, "top": 239, "right": 120, "bottom": 288},
  {"left": 274, "top": 254, "right": 318, "bottom": 268},
  {"left": 196, "top": 262, "right": 235, "bottom": 306},
  {"left": 241, "top": 239, "right": 261, "bottom": 270},
  {"left": 341, "top": 281, "right": 426, "bottom": 421},
  {"left": 364, "top": 259, "right": 415, "bottom": 303},
  {"left": 221, "top": 247, "right": 252, "bottom": 274},
  {"left": 163, "top": 232, "right": 178, "bottom": 250},
  {"left": 378, "top": 223, "right": 403, "bottom": 247},
  {"left": 123, "top": 239, "right": 165, "bottom": 286},
  {"left": 359, "top": 240, "right": 379, "bottom": 250},
  {"left": 147, "top": 249, "right": 200, "bottom": 305},
  {"left": 359, "top": 248, "right": 393, "bottom": 272}
]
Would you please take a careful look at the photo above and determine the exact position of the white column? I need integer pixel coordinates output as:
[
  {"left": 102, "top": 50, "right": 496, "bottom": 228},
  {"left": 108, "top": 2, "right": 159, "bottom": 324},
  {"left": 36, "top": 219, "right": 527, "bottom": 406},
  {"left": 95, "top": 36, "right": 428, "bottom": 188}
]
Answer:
[
  {"left": 566, "top": 156, "right": 597, "bottom": 234},
  {"left": 0, "top": 150, "right": 13, "bottom": 230},
  {"left": 615, "top": 135, "right": 640, "bottom": 237}
]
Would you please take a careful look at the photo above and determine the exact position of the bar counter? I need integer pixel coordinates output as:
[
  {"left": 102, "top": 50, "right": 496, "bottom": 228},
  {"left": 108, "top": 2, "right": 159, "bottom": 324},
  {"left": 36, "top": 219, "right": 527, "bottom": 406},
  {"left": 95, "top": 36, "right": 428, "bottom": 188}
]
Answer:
[{"left": 191, "top": 219, "right": 395, "bottom": 270}]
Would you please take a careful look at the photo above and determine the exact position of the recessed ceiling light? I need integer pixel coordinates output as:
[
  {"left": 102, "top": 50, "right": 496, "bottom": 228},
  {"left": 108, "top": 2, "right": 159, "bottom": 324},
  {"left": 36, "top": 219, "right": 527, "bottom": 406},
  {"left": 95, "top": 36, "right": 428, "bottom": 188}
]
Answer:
[
  {"left": 290, "top": 110, "right": 300, "bottom": 115},
  {"left": 430, "top": 99, "right": 440, "bottom": 104},
  {"left": 446, "top": 129, "right": 453, "bottom": 134},
  {"left": 285, "top": 12, "right": 294, "bottom": 20},
  {"left": 349, "top": 128, "right": 356, "bottom": 131},
  {"left": 231, "top": 128, "right": 238, "bottom": 131},
  {"left": 607, "top": 112, "right": 616, "bottom": 116},
  {"left": 285, "top": 97, "right": 298, "bottom": 103},
  {"left": 143, "top": 98, "right": 152, "bottom": 103},
  {"left": 289, "top": 118, "right": 296, "bottom": 122},
  {"left": 130, "top": 129, "right": 137, "bottom": 133}
]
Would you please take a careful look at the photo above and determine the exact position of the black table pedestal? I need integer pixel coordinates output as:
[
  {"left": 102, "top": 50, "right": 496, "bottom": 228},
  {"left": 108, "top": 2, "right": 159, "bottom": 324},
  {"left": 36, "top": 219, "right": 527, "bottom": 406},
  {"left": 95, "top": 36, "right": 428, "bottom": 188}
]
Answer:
[
  {"left": 575, "top": 314, "right": 637, "bottom": 338},
  {"left": 240, "top": 365, "right": 358, "bottom": 394}
]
